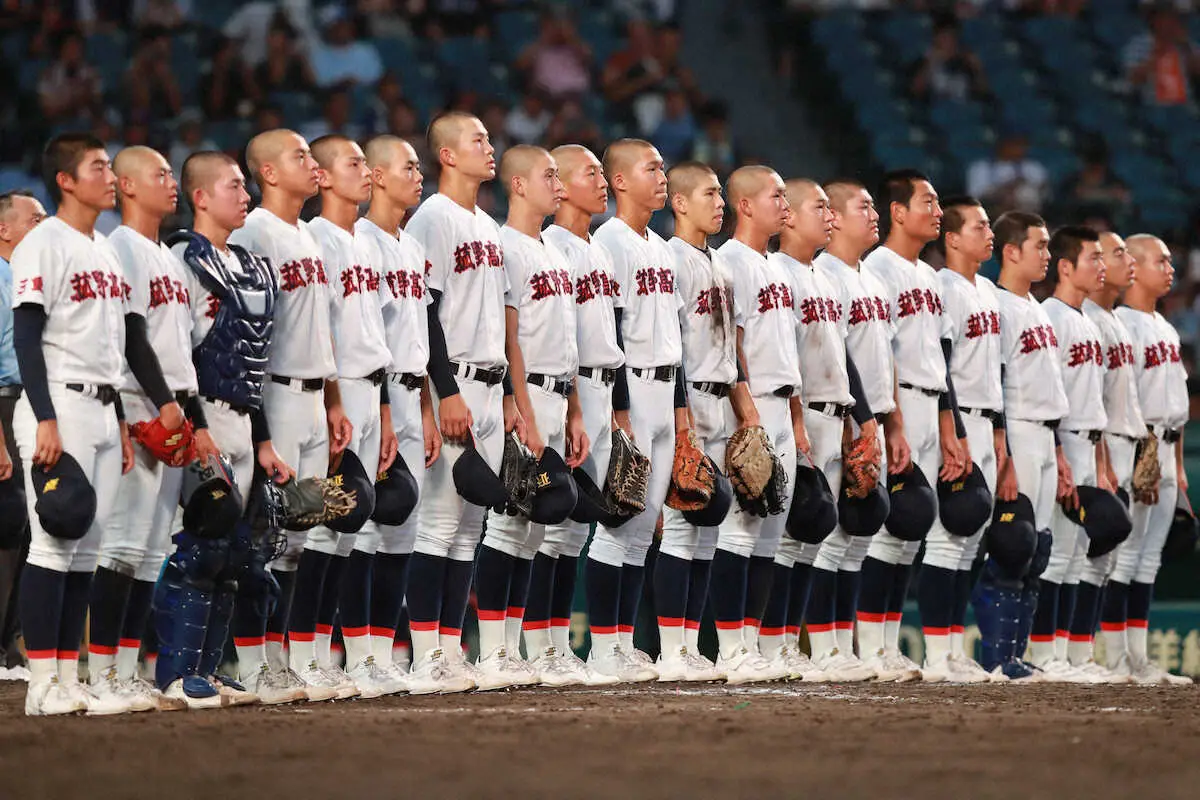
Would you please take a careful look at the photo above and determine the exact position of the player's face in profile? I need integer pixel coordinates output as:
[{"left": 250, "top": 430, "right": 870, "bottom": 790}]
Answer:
[
  {"left": 1017, "top": 225, "right": 1050, "bottom": 282},
  {"left": 0, "top": 195, "right": 47, "bottom": 245},
  {"left": 954, "top": 205, "right": 993, "bottom": 263},
  {"left": 384, "top": 141, "right": 424, "bottom": 208},
  {"left": 748, "top": 174, "right": 789, "bottom": 235},
  {"left": 1100, "top": 233, "right": 1134, "bottom": 291},
  {"left": 1134, "top": 240, "right": 1175, "bottom": 297},
  {"left": 204, "top": 164, "right": 251, "bottom": 231},
  {"left": 788, "top": 184, "right": 832, "bottom": 246},
  {"left": 276, "top": 134, "right": 320, "bottom": 197},
  {"left": 455, "top": 118, "right": 496, "bottom": 181},
  {"left": 133, "top": 152, "right": 179, "bottom": 216},
  {"left": 70, "top": 148, "right": 118, "bottom": 211},
  {"left": 835, "top": 188, "right": 879, "bottom": 249},
  {"left": 563, "top": 151, "right": 608, "bottom": 215},
  {"left": 323, "top": 141, "right": 372, "bottom": 204},
  {"left": 525, "top": 154, "right": 565, "bottom": 218},
  {"left": 688, "top": 174, "right": 724, "bottom": 236},
  {"left": 1070, "top": 240, "right": 1106, "bottom": 293},
  {"left": 904, "top": 180, "right": 942, "bottom": 241},
  {"left": 625, "top": 146, "right": 668, "bottom": 211}
]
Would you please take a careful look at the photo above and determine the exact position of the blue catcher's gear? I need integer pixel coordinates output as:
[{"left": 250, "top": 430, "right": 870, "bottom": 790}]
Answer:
[
  {"left": 169, "top": 230, "right": 277, "bottom": 410},
  {"left": 972, "top": 561, "right": 1035, "bottom": 679},
  {"left": 153, "top": 530, "right": 231, "bottom": 691}
]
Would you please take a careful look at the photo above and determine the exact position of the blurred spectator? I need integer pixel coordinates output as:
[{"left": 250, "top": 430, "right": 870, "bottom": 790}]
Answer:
[
  {"left": 38, "top": 31, "right": 102, "bottom": 123},
  {"left": 133, "top": 0, "right": 191, "bottom": 30},
  {"left": 543, "top": 97, "right": 604, "bottom": 154},
  {"left": 651, "top": 83, "right": 697, "bottom": 165},
  {"left": 479, "top": 100, "right": 512, "bottom": 165},
  {"left": 256, "top": 16, "right": 317, "bottom": 96},
  {"left": 910, "top": 21, "right": 987, "bottom": 103},
  {"left": 168, "top": 111, "right": 218, "bottom": 177},
  {"left": 300, "top": 87, "right": 364, "bottom": 142},
  {"left": 26, "top": 4, "right": 73, "bottom": 59},
  {"left": 311, "top": 4, "right": 383, "bottom": 88},
  {"left": 515, "top": 11, "right": 593, "bottom": 101},
  {"left": 201, "top": 36, "right": 260, "bottom": 121},
  {"left": 414, "top": 0, "right": 495, "bottom": 40},
  {"left": 655, "top": 23, "right": 701, "bottom": 106},
  {"left": 690, "top": 101, "right": 739, "bottom": 180},
  {"left": 224, "top": 0, "right": 315, "bottom": 67},
  {"left": 125, "top": 28, "right": 183, "bottom": 124},
  {"left": 1062, "top": 152, "right": 1132, "bottom": 228},
  {"left": 253, "top": 104, "right": 286, "bottom": 135},
  {"left": 603, "top": 18, "right": 671, "bottom": 135},
  {"left": 364, "top": 72, "right": 408, "bottom": 134},
  {"left": 357, "top": 0, "right": 415, "bottom": 39},
  {"left": 505, "top": 93, "right": 552, "bottom": 145},
  {"left": 966, "top": 133, "right": 1048, "bottom": 213},
  {"left": 1125, "top": 5, "right": 1200, "bottom": 106}
]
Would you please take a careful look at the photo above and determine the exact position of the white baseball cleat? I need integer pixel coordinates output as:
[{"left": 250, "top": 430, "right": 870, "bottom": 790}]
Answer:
[
  {"left": 347, "top": 656, "right": 402, "bottom": 698},
  {"left": 503, "top": 652, "right": 541, "bottom": 687},
  {"left": 125, "top": 676, "right": 189, "bottom": 711},
  {"left": 209, "top": 675, "right": 260, "bottom": 706},
  {"left": 25, "top": 677, "right": 87, "bottom": 716},
  {"left": 407, "top": 648, "right": 475, "bottom": 695},
  {"left": 814, "top": 649, "right": 875, "bottom": 683},
  {"left": 319, "top": 664, "right": 362, "bottom": 699},
  {"left": 560, "top": 646, "right": 618, "bottom": 686},
  {"left": 1071, "top": 660, "right": 1133, "bottom": 685},
  {"left": 294, "top": 662, "right": 342, "bottom": 701},
  {"left": 1033, "top": 658, "right": 1105, "bottom": 684},
  {"left": 1129, "top": 658, "right": 1193, "bottom": 686},
  {"left": 161, "top": 677, "right": 226, "bottom": 710},
  {"left": 717, "top": 646, "right": 785, "bottom": 685},
  {"left": 240, "top": 663, "right": 308, "bottom": 704},
  {"left": 3, "top": 665, "right": 30, "bottom": 682},
  {"left": 655, "top": 646, "right": 691, "bottom": 682},
  {"left": 861, "top": 649, "right": 922, "bottom": 683},
  {"left": 531, "top": 646, "right": 585, "bottom": 687},
  {"left": 682, "top": 647, "right": 726, "bottom": 682},
  {"left": 90, "top": 667, "right": 156, "bottom": 712},
  {"left": 588, "top": 643, "right": 658, "bottom": 683},
  {"left": 765, "top": 644, "right": 824, "bottom": 682},
  {"left": 473, "top": 646, "right": 526, "bottom": 691}
]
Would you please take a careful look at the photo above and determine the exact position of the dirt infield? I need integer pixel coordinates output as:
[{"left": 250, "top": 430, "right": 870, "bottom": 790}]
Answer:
[{"left": 1, "top": 680, "right": 1197, "bottom": 799}]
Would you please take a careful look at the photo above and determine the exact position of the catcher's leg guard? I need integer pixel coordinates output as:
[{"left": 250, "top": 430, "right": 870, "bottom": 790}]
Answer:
[
  {"left": 1016, "top": 578, "right": 1039, "bottom": 668},
  {"left": 154, "top": 558, "right": 215, "bottom": 694},
  {"left": 199, "top": 578, "right": 237, "bottom": 678},
  {"left": 971, "top": 568, "right": 1001, "bottom": 672}
]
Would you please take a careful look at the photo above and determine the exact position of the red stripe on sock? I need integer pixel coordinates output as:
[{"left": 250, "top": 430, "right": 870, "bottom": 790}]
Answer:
[
  {"left": 234, "top": 636, "right": 266, "bottom": 647},
  {"left": 477, "top": 609, "right": 506, "bottom": 622},
  {"left": 715, "top": 620, "right": 742, "bottom": 630},
  {"left": 923, "top": 627, "right": 951, "bottom": 637},
  {"left": 657, "top": 617, "right": 684, "bottom": 628},
  {"left": 1030, "top": 634, "right": 1055, "bottom": 643},
  {"left": 857, "top": 612, "right": 885, "bottom": 624},
  {"left": 617, "top": 624, "right": 634, "bottom": 634},
  {"left": 440, "top": 627, "right": 462, "bottom": 637},
  {"left": 684, "top": 620, "right": 700, "bottom": 630},
  {"left": 835, "top": 621, "right": 854, "bottom": 631},
  {"left": 759, "top": 626, "right": 786, "bottom": 636},
  {"left": 369, "top": 627, "right": 395, "bottom": 639},
  {"left": 1068, "top": 633, "right": 1092, "bottom": 643},
  {"left": 88, "top": 644, "right": 118, "bottom": 656},
  {"left": 786, "top": 625, "right": 801, "bottom": 636},
  {"left": 886, "top": 612, "right": 903, "bottom": 623},
  {"left": 393, "top": 643, "right": 410, "bottom": 653},
  {"left": 950, "top": 625, "right": 964, "bottom": 635},
  {"left": 57, "top": 650, "right": 79, "bottom": 660},
  {"left": 1100, "top": 622, "right": 1126, "bottom": 632},
  {"left": 1128, "top": 619, "right": 1149, "bottom": 629},
  {"left": 591, "top": 625, "right": 619, "bottom": 635},
  {"left": 331, "top": 643, "right": 343, "bottom": 653},
  {"left": 808, "top": 623, "right": 836, "bottom": 633},
  {"left": 743, "top": 617, "right": 760, "bottom": 628},
  {"left": 342, "top": 626, "right": 370, "bottom": 638},
  {"left": 410, "top": 620, "right": 439, "bottom": 632},
  {"left": 289, "top": 631, "right": 315, "bottom": 642},
  {"left": 26, "top": 649, "right": 57, "bottom": 660},
  {"left": 315, "top": 624, "right": 333, "bottom": 636},
  {"left": 266, "top": 632, "right": 286, "bottom": 644},
  {"left": 118, "top": 638, "right": 141, "bottom": 649},
  {"left": 550, "top": 618, "right": 571, "bottom": 627},
  {"left": 523, "top": 619, "right": 551, "bottom": 630},
  {"left": 506, "top": 606, "right": 525, "bottom": 618}
]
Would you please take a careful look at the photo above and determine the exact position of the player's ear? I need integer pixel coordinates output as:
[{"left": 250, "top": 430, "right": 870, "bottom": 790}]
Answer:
[
  {"left": 890, "top": 200, "right": 905, "bottom": 227},
  {"left": 439, "top": 145, "right": 457, "bottom": 169},
  {"left": 371, "top": 165, "right": 386, "bottom": 188},
  {"left": 669, "top": 191, "right": 685, "bottom": 217},
  {"left": 316, "top": 166, "right": 332, "bottom": 189},
  {"left": 56, "top": 170, "right": 75, "bottom": 199}
]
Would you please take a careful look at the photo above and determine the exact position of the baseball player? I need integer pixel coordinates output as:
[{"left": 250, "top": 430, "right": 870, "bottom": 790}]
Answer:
[
  {"left": 540, "top": 145, "right": 627, "bottom": 685},
  {"left": 709, "top": 165, "right": 802, "bottom": 683},
  {"left": 475, "top": 145, "right": 590, "bottom": 688},
  {"left": 404, "top": 111, "right": 509, "bottom": 691},
  {"left": 306, "top": 134, "right": 402, "bottom": 697},
  {"left": 990, "top": 211, "right": 1075, "bottom": 681},
  {"left": 928, "top": 196, "right": 1006, "bottom": 681},
  {"left": 585, "top": 139, "right": 684, "bottom": 680},
  {"left": 861, "top": 169, "right": 966, "bottom": 681},
  {"left": 655, "top": 161, "right": 749, "bottom": 682},
  {"left": 355, "top": 135, "right": 443, "bottom": 690},
  {"left": 10, "top": 134, "right": 132, "bottom": 715},
  {"left": 1110, "top": 234, "right": 1192, "bottom": 686},
  {"left": 1076, "top": 231, "right": 1145, "bottom": 680},
  {"left": 171, "top": 150, "right": 308, "bottom": 704},
  {"left": 228, "top": 129, "right": 352, "bottom": 697}
]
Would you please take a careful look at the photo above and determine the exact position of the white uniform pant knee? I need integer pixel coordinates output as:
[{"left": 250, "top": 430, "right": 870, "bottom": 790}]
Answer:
[
  {"left": 543, "top": 374, "right": 612, "bottom": 559},
  {"left": 1043, "top": 430, "right": 1096, "bottom": 585},
  {"left": 924, "top": 413, "right": 997, "bottom": 571},
  {"left": 660, "top": 388, "right": 729, "bottom": 562},
  {"left": 263, "top": 380, "right": 330, "bottom": 571},
  {"left": 870, "top": 387, "right": 938, "bottom": 566},
  {"left": 375, "top": 380, "right": 426, "bottom": 556}
]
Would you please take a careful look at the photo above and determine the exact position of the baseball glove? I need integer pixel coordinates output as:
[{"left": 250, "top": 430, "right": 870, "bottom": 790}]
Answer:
[
  {"left": 496, "top": 431, "right": 538, "bottom": 517},
  {"left": 606, "top": 428, "right": 650, "bottom": 516},
  {"left": 130, "top": 418, "right": 195, "bottom": 467},
  {"left": 763, "top": 453, "right": 789, "bottom": 516},
  {"left": 665, "top": 429, "right": 715, "bottom": 511},
  {"left": 842, "top": 432, "right": 882, "bottom": 499},
  {"left": 1132, "top": 434, "right": 1161, "bottom": 504},
  {"left": 726, "top": 425, "right": 776, "bottom": 517},
  {"left": 278, "top": 476, "right": 357, "bottom": 531}
]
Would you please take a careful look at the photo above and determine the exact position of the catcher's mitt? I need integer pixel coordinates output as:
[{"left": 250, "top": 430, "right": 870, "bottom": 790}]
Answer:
[
  {"left": 842, "top": 432, "right": 881, "bottom": 499},
  {"left": 1132, "top": 434, "right": 1161, "bottom": 504},
  {"left": 278, "top": 476, "right": 357, "bottom": 531},
  {"left": 605, "top": 428, "right": 650, "bottom": 516},
  {"left": 726, "top": 425, "right": 776, "bottom": 516},
  {"left": 130, "top": 418, "right": 195, "bottom": 467},
  {"left": 496, "top": 432, "right": 538, "bottom": 517},
  {"left": 665, "top": 429, "right": 715, "bottom": 511}
]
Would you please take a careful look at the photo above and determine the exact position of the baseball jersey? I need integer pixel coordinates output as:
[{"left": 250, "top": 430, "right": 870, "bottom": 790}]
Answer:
[
  {"left": 719, "top": 238, "right": 800, "bottom": 397},
  {"left": 308, "top": 217, "right": 392, "bottom": 380},
  {"left": 593, "top": 217, "right": 682, "bottom": 369},
  {"left": 9, "top": 216, "right": 128, "bottom": 386},
  {"left": 814, "top": 251, "right": 896, "bottom": 415},
  {"left": 354, "top": 217, "right": 430, "bottom": 376},
  {"left": 228, "top": 207, "right": 336, "bottom": 380},
  {"left": 177, "top": 243, "right": 240, "bottom": 347},
  {"left": 405, "top": 193, "right": 508, "bottom": 370},
  {"left": 775, "top": 251, "right": 852, "bottom": 406},
  {"left": 542, "top": 224, "right": 623, "bottom": 371},
  {"left": 669, "top": 237, "right": 737, "bottom": 386},
  {"left": 1083, "top": 299, "right": 1146, "bottom": 439},
  {"left": 501, "top": 225, "right": 579, "bottom": 377},
  {"left": 937, "top": 269, "right": 1003, "bottom": 412},
  {"left": 862, "top": 246, "right": 949, "bottom": 392},
  {"left": 1042, "top": 297, "right": 1107, "bottom": 432},
  {"left": 995, "top": 287, "right": 1069, "bottom": 423},
  {"left": 1115, "top": 306, "right": 1189, "bottom": 429},
  {"left": 108, "top": 225, "right": 198, "bottom": 394}
]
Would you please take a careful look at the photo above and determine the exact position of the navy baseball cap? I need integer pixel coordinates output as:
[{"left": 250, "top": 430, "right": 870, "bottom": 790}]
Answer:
[
  {"left": 372, "top": 453, "right": 419, "bottom": 526},
  {"left": 985, "top": 493, "right": 1037, "bottom": 581},
  {"left": 787, "top": 460, "right": 837, "bottom": 544},
  {"left": 937, "top": 464, "right": 993, "bottom": 537},
  {"left": 327, "top": 448, "right": 376, "bottom": 533},
  {"left": 683, "top": 458, "right": 733, "bottom": 528},
  {"left": 530, "top": 447, "right": 578, "bottom": 525},
  {"left": 569, "top": 466, "right": 630, "bottom": 528},
  {"left": 32, "top": 453, "right": 96, "bottom": 541},
  {"left": 1164, "top": 496, "right": 1199, "bottom": 563},
  {"left": 1063, "top": 486, "right": 1132, "bottom": 558},
  {"left": 0, "top": 476, "right": 26, "bottom": 549},
  {"left": 839, "top": 480, "right": 890, "bottom": 538},
  {"left": 453, "top": 434, "right": 508, "bottom": 509},
  {"left": 884, "top": 464, "right": 936, "bottom": 542}
]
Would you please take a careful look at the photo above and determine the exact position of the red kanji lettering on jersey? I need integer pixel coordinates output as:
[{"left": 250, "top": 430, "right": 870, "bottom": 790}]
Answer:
[
  {"left": 279, "top": 262, "right": 305, "bottom": 292},
  {"left": 204, "top": 294, "right": 221, "bottom": 319},
  {"left": 485, "top": 242, "right": 503, "bottom": 268},
  {"left": 69, "top": 272, "right": 96, "bottom": 302}
]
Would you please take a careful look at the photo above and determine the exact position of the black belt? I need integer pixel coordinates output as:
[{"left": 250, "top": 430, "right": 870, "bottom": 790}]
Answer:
[
  {"left": 451, "top": 361, "right": 507, "bottom": 386},
  {"left": 1157, "top": 426, "right": 1183, "bottom": 444},
  {"left": 391, "top": 372, "right": 424, "bottom": 391},
  {"left": 364, "top": 368, "right": 388, "bottom": 386},
  {"left": 692, "top": 381, "right": 731, "bottom": 398},
  {"left": 527, "top": 373, "right": 573, "bottom": 397},
  {"left": 173, "top": 390, "right": 196, "bottom": 406},
  {"left": 66, "top": 383, "right": 117, "bottom": 405},
  {"left": 772, "top": 385, "right": 796, "bottom": 398},
  {"left": 270, "top": 375, "right": 324, "bottom": 392},
  {"left": 203, "top": 396, "right": 251, "bottom": 416},
  {"left": 0, "top": 385, "right": 22, "bottom": 399},
  {"left": 808, "top": 401, "right": 851, "bottom": 418},
  {"left": 1040, "top": 419, "right": 1060, "bottom": 430},
  {"left": 874, "top": 412, "right": 888, "bottom": 423},
  {"left": 961, "top": 406, "right": 1003, "bottom": 425},
  {"left": 579, "top": 366, "right": 617, "bottom": 386},
  {"left": 631, "top": 366, "right": 677, "bottom": 383},
  {"left": 1066, "top": 429, "right": 1103, "bottom": 444},
  {"left": 899, "top": 382, "right": 940, "bottom": 397}
]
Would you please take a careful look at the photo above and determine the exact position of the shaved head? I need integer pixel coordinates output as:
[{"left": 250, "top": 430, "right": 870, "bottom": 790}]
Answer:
[
  {"left": 823, "top": 178, "right": 867, "bottom": 212},
  {"left": 667, "top": 161, "right": 717, "bottom": 203},
  {"left": 181, "top": 151, "right": 238, "bottom": 211},
  {"left": 245, "top": 128, "right": 304, "bottom": 185},
  {"left": 551, "top": 144, "right": 597, "bottom": 181},
  {"left": 1125, "top": 233, "right": 1164, "bottom": 263},
  {"left": 602, "top": 138, "right": 655, "bottom": 182},
  {"left": 428, "top": 111, "right": 480, "bottom": 156},
  {"left": 311, "top": 134, "right": 353, "bottom": 169},
  {"left": 364, "top": 134, "right": 413, "bottom": 167},
  {"left": 784, "top": 178, "right": 820, "bottom": 205},
  {"left": 726, "top": 165, "right": 779, "bottom": 208},
  {"left": 500, "top": 144, "right": 552, "bottom": 191},
  {"left": 113, "top": 145, "right": 165, "bottom": 179}
]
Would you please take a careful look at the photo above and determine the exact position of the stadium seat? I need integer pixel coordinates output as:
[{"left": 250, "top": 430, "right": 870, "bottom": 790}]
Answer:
[
  {"left": 493, "top": 10, "right": 538, "bottom": 62},
  {"left": 374, "top": 37, "right": 421, "bottom": 77}
]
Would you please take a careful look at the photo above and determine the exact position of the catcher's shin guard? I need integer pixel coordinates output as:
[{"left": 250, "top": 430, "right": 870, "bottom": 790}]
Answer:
[
  {"left": 199, "top": 579, "right": 237, "bottom": 677},
  {"left": 154, "top": 559, "right": 214, "bottom": 690},
  {"left": 1016, "top": 578, "right": 1039, "bottom": 665}
]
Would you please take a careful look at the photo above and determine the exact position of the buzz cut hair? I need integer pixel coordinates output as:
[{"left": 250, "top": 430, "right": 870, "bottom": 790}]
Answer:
[
  {"left": 0, "top": 189, "right": 36, "bottom": 221},
  {"left": 42, "top": 132, "right": 106, "bottom": 204},
  {"left": 427, "top": 110, "right": 480, "bottom": 156},
  {"left": 822, "top": 177, "right": 867, "bottom": 212},
  {"left": 880, "top": 168, "right": 930, "bottom": 212},
  {"left": 939, "top": 195, "right": 983, "bottom": 237},
  {"left": 992, "top": 210, "right": 1046, "bottom": 259},
  {"left": 181, "top": 151, "right": 238, "bottom": 213},
  {"left": 666, "top": 161, "right": 717, "bottom": 205},
  {"left": 1048, "top": 224, "right": 1100, "bottom": 283}
]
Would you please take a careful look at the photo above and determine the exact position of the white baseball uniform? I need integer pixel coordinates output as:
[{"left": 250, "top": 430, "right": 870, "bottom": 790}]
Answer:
[
  {"left": 102, "top": 226, "right": 198, "bottom": 582},
  {"left": 1112, "top": 306, "right": 1187, "bottom": 585},
  {"left": 354, "top": 216, "right": 431, "bottom": 557},
  {"left": 10, "top": 216, "right": 127, "bottom": 573},
  {"left": 862, "top": 246, "right": 950, "bottom": 566},
  {"left": 587, "top": 217, "right": 682, "bottom": 569},
  {"left": 924, "top": 269, "right": 1003, "bottom": 572},
  {"left": 308, "top": 216, "right": 393, "bottom": 557},
  {"left": 229, "top": 207, "right": 336, "bottom": 569},
  {"left": 540, "top": 224, "right": 624, "bottom": 560},
  {"left": 405, "top": 193, "right": 508, "bottom": 561},
  {"left": 713, "top": 238, "right": 799, "bottom": 561},
  {"left": 484, "top": 226, "right": 578, "bottom": 561},
  {"left": 658, "top": 237, "right": 738, "bottom": 563}
]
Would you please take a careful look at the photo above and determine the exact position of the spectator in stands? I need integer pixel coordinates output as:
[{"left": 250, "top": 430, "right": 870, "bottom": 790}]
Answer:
[
  {"left": 364, "top": 71, "right": 408, "bottom": 134},
  {"left": 358, "top": 0, "right": 415, "bottom": 39},
  {"left": 505, "top": 92, "right": 552, "bottom": 145},
  {"left": 1062, "top": 151, "right": 1132, "bottom": 230},
  {"left": 256, "top": 15, "right": 318, "bottom": 96},
  {"left": 133, "top": 0, "right": 191, "bottom": 30},
  {"left": 480, "top": 99, "right": 512, "bottom": 164},
  {"left": 690, "top": 100, "right": 739, "bottom": 180},
  {"left": 652, "top": 82, "right": 698, "bottom": 166},
  {"left": 168, "top": 110, "right": 218, "bottom": 177},
  {"left": 604, "top": 18, "right": 698, "bottom": 137},
  {"left": 414, "top": 0, "right": 495, "bottom": 40},
  {"left": 515, "top": 10, "right": 593, "bottom": 101},
  {"left": 542, "top": 97, "right": 604, "bottom": 154},
  {"left": 311, "top": 4, "right": 384, "bottom": 88},
  {"left": 25, "top": 4, "right": 71, "bottom": 60},
  {"left": 125, "top": 28, "right": 183, "bottom": 124},
  {"left": 1125, "top": 4, "right": 1200, "bottom": 107},
  {"left": 253, "top": 103, "right": 285, "bottom": 135},
  {"left": 201, "top": 36, "right": 261, "bottom": 121},
  {"left": 37, "top": 30, "right": 102, "bottom": 123},
  {"left": 966, "top": 132, "right": 1048, "bottom": 213},
  {"left": 656, "top": 22, "right": 702, "bottom": 106},
  {"left": 910, "top": 21, "right": 988, "bottom": 104},
  {"left": 224, "top": 0, "right": 315, "bottom": 67},
  {"left": 300, "top": 86, "right": 364, "bottom": 142}
]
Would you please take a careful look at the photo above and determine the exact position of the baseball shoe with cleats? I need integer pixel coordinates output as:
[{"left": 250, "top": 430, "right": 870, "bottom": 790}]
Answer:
[
  {"left": 560, "top": 646, "right": 618, "bottom": 686},
  {"left": 125, "top": 675, "right": 188, "bottom": 711},
  {"left": 717, "top": 646, "right": 785, "bottom": 685},
  {"left": 210, "top": 674, "right": 260, "bottom": 705},
  {"left": 1070, "top": 660, "right": 1133, "bottom": 685},
  {"left": 921, "top": 654, "right": 987, "bottom": 684},
  {"left": 588, "top": 643, "right": 658, "bottom": 683},
  {"left": 347, "top": 656, "right": 404, "bottom": 698},
  {"left": 473, "top": 646, "right": 527, "bottom": 691},
  {"left": 504, "top": 652, "right": 541, "bottom": 686},
  {"left": 241, "top": 663, "right": 307, "bottom": 704},
  {"left": 25, "top": 676, "right": 87, "bottom": 716},
  {"left": 1033, "top": 658, "right": 1104, "bottom": 684},
  {"left": 319, "top": 664, "right": 361, "bottom": 699},
  {"left": 407, "top": 648, "right": 475, "bottom": 695},
  {"left": 861, "top": 649, "right": 922, "bottom": 683},
  {"left": 295, "top": 661, "right": 343, "bottom": 701},
  {"left": 772, "top": 644, "right": 828, "bottom": 682},
  {"left": 3, "top": 665, "right": 31, "bottom": 682},
  {"left": 90, "top": 667, "right": 155, "bottom": 713},
  {"left": 655, "top": 646, "right": 691, "bottom": 682},
  {"left": 531, "top": 646, "right": 584, "bottom": 687},
  {"left": 682, "top": 647, "right": 726, "bottom": 682},
  {"left": 814, "top": 649, "right": 876, "bottom": 683},
  {"left": 1129, "top": 658, "right": 1193, "bottom": 686},
  {"left": 162, "top": 676, "right": 226, "bottom": 710}
]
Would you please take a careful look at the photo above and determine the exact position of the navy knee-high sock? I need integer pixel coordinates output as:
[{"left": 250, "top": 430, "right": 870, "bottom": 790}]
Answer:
[
  {"left": 369, "top": 552, "right": 409, "bottom": 641},
  {"left": 1031, "top": 580, "right": 1059, "bottom": 654},
  {"left": 1070, "top": 581, "right": 1102, "bottom": 649},
  {"left": 917, "top": 565, "right": 958, "bottom": 637},
  {"left": 1056, "top": 583, "right": 1077, "bottom": 643},
  {"left": 405, "top": 553, "right": 446, "bottom": 651},
  {"left": 952, "top": 568, "right": 974, "bottom": 632},
  {"left": 1128, "top": 581, "right": 1153, "bottom": 629},
  {"left": 316, "top": 554, "right": 347, "bottom": 634},
  {"left": 806, "top": 567, "right": 838, "bottom": 652},
  {"left": 121, "top": 578, "right": 156, "bottom": 655},
  {"left": 509, "top": 555, "right": 533, "bottom": 622},
  {"left": 889, "top": 562, "right": 913, "bottom": 618},
  {"left": 760, "top": 563, "right": 791, "bottom": 638},
  {"left": 87, "top": 566, "right": 132, "bottom": 663},
  {"left": 787, "top": 562, "right": 813, "bottom": 634},
  {"left": 20, "top": 565, "right": 65, "bottom": 667},
  {"left": 473, "top": 545, "right": 514, "bottom": 629},
  {"left": 745, "top": 556, "right": 775, "bottom": 628},
  {"left": 857, "top": 556, "right": 892, "bottom": 623},
  {"left": 550, "top": 554, "right": 578, "bottom": 634},
  {"left": 58, "top": 570, "right": 93, "bottom": 662},
  {"left": 265, "top": 569, "right": 296, "bottom": 649},
  {"left": 686, "top": 558, "right": 711, "bottom": 637},
  {"left": 338, "top": 550, "right": 373, "bottom": 637},
  {"left": 586, "top": 558, "right": 621, "bottom": 638},
  {"left": 1100, "top": 579, "right": 1129, "bottom": 634},
  {"left": 289, "top": 549, "right": 331, "bottom": 640},
  {"left": 439, "top": 558, "right": 474, "bottom": 640},
  {"left": 652, "top": 553, "right": 691, "bottom": 632},
  {"left": 708, "top": 549, "right": 747, "bottom": 630},
  {"left": 524, "top": 552, "right": 556, "bottom": 639},
  {"left": 836, "top": 569, "right": 862, "bottom": 632},
  {"left": 617, "top": 563, "right": 645, "bottom": 643}
]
